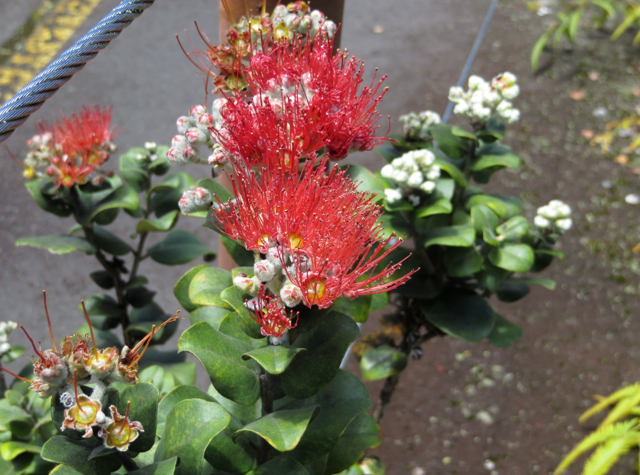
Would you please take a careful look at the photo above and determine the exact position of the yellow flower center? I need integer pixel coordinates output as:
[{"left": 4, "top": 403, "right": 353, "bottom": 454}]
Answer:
[
  {"left": 109, "top": 421, "right": 131, "bottom": 446},
  {"left": 289, "top": 232, "right": 303, "bottom": 250},
  {"left": 306, "top": 279, "right": 326, "bottom": 303}
]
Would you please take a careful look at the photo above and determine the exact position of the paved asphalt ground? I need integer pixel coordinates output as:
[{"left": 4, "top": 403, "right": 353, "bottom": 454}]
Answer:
[{"left": 0, "top": 0, "right": 492, "bottom": 362}]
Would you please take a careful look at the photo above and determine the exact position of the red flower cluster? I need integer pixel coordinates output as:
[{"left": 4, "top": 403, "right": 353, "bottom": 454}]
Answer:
[
  {"left": 248, "top": 286, "right": 298, "bottom": 338},
  {"left": 36, "top": 106, "right": 118, "bottom": 188},
  {"left": 215, "top": 158, "right": 414, "bottom": 309},
  {"left": 212, "top": 36, "right": 388, "bottom": 167}
]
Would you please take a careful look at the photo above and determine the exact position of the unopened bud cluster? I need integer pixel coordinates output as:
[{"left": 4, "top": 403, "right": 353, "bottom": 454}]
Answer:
[
  {"left": 381, "top": 149, "right": 441, "bottom": 206},
  {"left": 167, "top": 102, "right": 226, "bottom": 167},
  {"left": 534, "top": 199, "right": 573, "bottom": 234},
  {"left": 399, "top": 110, "right": 441, "bottom": 140},
  {"left": 0, "top": 321, "right": 18, "bottom": 356},
  {"left": 178, "top": 187, "right": 213, "bottom": 214},
  {"left": 448, "top": 72, "right": 520, "bottom": 124}
]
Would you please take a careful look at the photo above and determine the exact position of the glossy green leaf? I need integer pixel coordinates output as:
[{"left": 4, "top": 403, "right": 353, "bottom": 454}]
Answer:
[
  {"left": 125, "top": 286, "right": 156, "bottom": 309},
  {"left": 89, "top": 270, "right": 114, "bottom": 289},
  {"left": 81, "top": 294, "right": 120, "bottom": 330},
  {"left": 281, "top": 370, "right": 372, "bottom": 465},
  {"left": 50, "top": 465, "right": 83, "bottom": 475},
  {"left": 360, "top": 345, "right": 407, "bottom": 381},
  {"left": 476, "top": 263, "right": 509, "bottom": 293},
  {"left": 205, "top": 411, "right": 256, "bottom": 474},
  {"left": 282, "top": 312, "right": 360, "bottom": 399},
  {"left": 443, "top": 247, "right": 483, "bottom": 277},
  {"left": 119, "top": 150, "right": 150, "bottom": 192},
  {"left": 41, "top": 436, "right": 121, "bottom": 475},
  {"left": 376, "top": 213, "right": 412, "bottom": 240},
  {"left": 430, "top": 125, "right": 470, "bottom": 160},
  {"left": 154, "top": 399, "right": 230, "bottom": 475},
  {"left": 477, "top": 118, "right": 506, "bottom": 142},
  {"left": 148, "top": 230, "right": 210, "bottom": 265},
  {"left": 423, "top": 225, "right": 475, "bottom": 248},
  {"left": 342, "top": 165, "right": 386, "bottom": 202},
  {"left": 187, "top": 267, "right": 233, "bottom": 309},
  {"left": 157, "top": 386, "right": 215, "bottom": 434},
  {"left": 123, "top": 457, "right": 178, "bottom": 475},
  {"left": 247, "top": 456, "right": 310, "bottom": 475},
  {"left": 16, "top": 235, "right": 95, "bottom": 255},
  {"left": 25, "top": 179, "right": 71, "bottom": 217},
  {"left": 221, "top": 235, "right": 253, "bottom": 267},
  {"left": 495, "top": 216, "right": 530, "bottom": 241},
  {"left": 420, "top": 289, "right": 495, "bottom": 342},
  {"left": 0, "top": 441, "right": 40, "bottom": 460},
  {"left": 509, "top": 277, "right": 556, "bottom": 290},
  {"left": 415, "top": 197, "right": 452, "bottom": 218},
  {"left": 174, "top": 265, "right": 210, "bottom": 312},
  {"left": 433, "top": 155, "right": 467, "bottom": 187},
  {"left": 370, "top": 292, "right": 388, "bottom": 311},
  {"left": 375, "top": 143, "right": 403, "bottom": 163},
  {"left": 451, "top": 126, "right": 477, "bottom": 141},
  {"left": 324, "top": 413, "right": 381, "bottom": 475},
  {"left": 116, "top": 383, "right": 158, "bottom": 452},
  {"left": 242, "top": 346, "right": 307, "bottom": 375},
  {"left": 78, "top": 184, "right": 140, "bottom": 225},
  {"left": 487, "top": 313, "right": 523, "bottom": 348},
  {"left": 178, "top": 322, "right": 260, "bottom": 405},
  {"left": 489, "top": 244, "right": 534, "bottom": 272},
  {"left": 219, "top": 286, "right": 262, "bottom": 338},
  {"left": 234, "top": 406, "right": 319, "bottom": 451},
  {"left": 471, "top": 148, "right": 519, "bottom": 172},
  {"left": 496, "top": 281, "right": 530, "bottom": 303},
  {"left": 331, "top": 295, "right": 372, "bottom": 323},
  {"left": 136, "top": 210, "right": 179, "bottom": 233},
  {"left": 93, "top": 224, "right": 133, "bottom": 256},
  {"left": 467, "top": 194, "right": 522, "bottom": 219}
]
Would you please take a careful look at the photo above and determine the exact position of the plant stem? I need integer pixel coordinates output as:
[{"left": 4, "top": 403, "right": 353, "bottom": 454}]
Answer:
[
  {"left": 115, "top": 452, "right": 139, "bottom": 472},
  {"left": 257, "top": 372, "right": 276, "bottom": 464}
]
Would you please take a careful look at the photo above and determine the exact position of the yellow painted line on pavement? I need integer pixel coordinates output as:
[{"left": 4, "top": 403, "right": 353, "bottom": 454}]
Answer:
[{"left": 0, "top": 0, "right": 102, "bottom": 105}]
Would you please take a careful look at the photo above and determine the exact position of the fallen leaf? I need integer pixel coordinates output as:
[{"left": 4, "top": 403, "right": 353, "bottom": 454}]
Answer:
[
  {"left": 569, "top": 90, "right": 585, "bottom": 100},
  {"left": 614, "top": 154, "right": 629, "bottom": 164},
  {"left": 372, "top": 24, "right": 385, "bottom": 34},
  {"left": 588, "top": 71, "right": 599, "bottom": 81},
  {"left": 581, "top": 129, "right": 594, "bottom": 139}
]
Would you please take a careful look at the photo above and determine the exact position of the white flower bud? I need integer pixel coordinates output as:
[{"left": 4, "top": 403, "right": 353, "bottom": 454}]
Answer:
[
  {"left": 189, "top": 104, "right": 207, "bottom": 118},
  {"left": 556, "top": 218, "right": 572, "bottom": 232},
  {"left": 534, "top": 215, "right": 551, "bottom": 228},
  {"left": 468, "top": 75, "right": 485, "bottom": 90},
  {"left": 254, "top": 260, "right": 276, "bottom": 282},
  {"left": 453, "top": 102, "right": 470, "bottom": 115},
  {"left": 408, "top": 194, "right": 420, "bottom": 207},
  {"left": 407, "top": 171, "right": 424, "bottom": 188},
  {"left": 179, "top": 187, "right": 212, "bottom": 214},
  {"left": 321, "top": 20, "right": 337, "bottom": 38},
  {"left": 176, "top": 116, "right": 191, "bottom": 134},
  {"left": 185, "top": 127, "right": 207, "bottom": 145},
  {"left": 234, "top": 273, "right": 257, "bottom": 293},
  {"left": 385, "top": 188, "right": 403, "bottom": 204},
  {"left": 392, "top": 170, "right": 409, "bottom": 184},
  {"left": 426, "top": 165, "right": 441, "bottom": 181},
  {"left": 420, "top": 181, "right": 436, "bottom": 194},
  {"left": 380, "top": 164, "right": 394, "bottom": 180},
  {"left": 167, "top": 147, "right": 188, "bottom": 165},
  {"left": 171, "top": 135, "right": 187, "bottom": 148},
  {"left": 448, "top": 86, "right": 465, "bottom": 102},
  {"left": 281, "top": 280, "right": 303, "bottom": 307}
]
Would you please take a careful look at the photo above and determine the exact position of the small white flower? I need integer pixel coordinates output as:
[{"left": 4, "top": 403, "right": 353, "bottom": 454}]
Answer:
[
  {"left": 534, "top": 215, "right": 550, "bottom": 228},
  {"left": 426, "top": 165, "right": 441, "bottom": 181},
  {"left": 281, "top": 280, "right": 303, "bottom": 307},
  {"left": 254, "top": 260, "right": 277, "bottom": 282},
  {"left": 385, "top": 188, "right": 403, "bottom": 204},
  {"left": 468, "top": 75, "right": 485, "bottom": 90},
  {"left": 556, "top": 218, "right": 572, "bottom": 232},
  {"left": 420, "top": 181, "right": 436, "bottom": 194},
  {"left": 380, "top": 164, "right": 394, "bottom": 180},
  {"left": 407, "top": 171, "right": 424, "bottom": 188}
]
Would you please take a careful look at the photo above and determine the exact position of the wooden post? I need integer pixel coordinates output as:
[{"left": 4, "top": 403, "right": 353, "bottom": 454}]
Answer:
[{"left": 215, "top": 0, "right": 345, "bottom": 270}]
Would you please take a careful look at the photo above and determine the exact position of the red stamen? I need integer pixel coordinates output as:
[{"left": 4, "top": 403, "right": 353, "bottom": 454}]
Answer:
[
  {"left": 4, "top": 146, "right": 27, "bottom": 170},
  {"left": 20, "top": 325, "right": 44, "bottom": 361},
  {"left": 81, "top": 301, "right": 97, "bottom": 354},
  {"left": 131, "top": 326, "right": 156, "bottom": 367},
  {"left": 0, "top": 366, "right": 32, "bottom": 383},
  {"left": 42, "top": 291, "right": 58, "bottom": 354}
]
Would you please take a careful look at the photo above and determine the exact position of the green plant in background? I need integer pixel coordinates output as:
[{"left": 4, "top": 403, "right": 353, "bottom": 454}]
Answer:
[
  {"left": 14, "top": 105, "right": 214, "bottom": 353},
  {"left": 555, "top": 383, "right": 640, "bottom": 474},
  {"left": 531, "top": 0, "right": 640, "bottom": 70},
  {"left": 349, "top": 72, "right": 571, "bottom": 422}
]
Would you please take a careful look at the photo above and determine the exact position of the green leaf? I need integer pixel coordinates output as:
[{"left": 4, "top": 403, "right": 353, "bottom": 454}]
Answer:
[
  {"left": 234, "top": 406, "right": 319, "bottom": 452},
  {"left": 125, "top": 287, "right": 156, "bottom": 309},
  {"left": 489, "top": 244, "right": 534, "bottom": 272},
  {"left": 509, "top": 277, "right": 556, "bottom": 290},
  {"left": 148, "top": 230, "right": 210, "bottom": 265},
  {"left": 219, "top": 286, "right": 263, "bottom": 338},
  {"left": 119, "top": 151, "right": 150, "bottom": 192},
  {"left": 282, "top": 313, "right": 360, "bottom": 399},
  {"left": 370, "top": 292, "right": 388, "bottom": 311},
  {"left": 157, "top": 386, "right": 215, "bottom": 435},
  {"left": 375, "top": 143, "right": 403, "bottom": 163},
  {"left": 187, "top": 267, "right": 233, "bottom": 310},
  {"left": 280, "top": 370, "right": 372, "bottom": 465},
  {"left": 174, "top": 265, "right": 210, "bottom": 312},
  {"left": 430, "top": 125, "right": 470, "bottom": 160},
  {"left": 41, "top": 436, "right": 121, "bottom": 475},
  {"left": 92, "top": 224, "right": 133, "bottom": 256},
  {"left": 420, "top": 289, "right": 495, "bottom": 341},
  {"left": 341, "top": 165, "right": 386, "bottom": 202},
  {"left": 495, "top": 216, "right": 530, "bottom": 241},
  {"left": 122, "top": 458, "right": 178, "bottom": 475},
  {"left": 116, "top": 383, "right": 158, "bottom": 452},
  {"left": 471, "top": 143, "right": 520, "bottom": 171},
  {"left": 443, "top": 247, "right": 483, "bottom": 277},
  {"left": 415, "top": 198, "right": 452, "bottom": 218},
  {"left": 76, "top": 184, "right": 140, "bottom": 225},
  {"left": 470, "top": 204, "right": 499, "bottom": 235},
  {"left": 487, "top": 313, "right": 523, "bottom": 348},
  {"left": 242, "top": 346, "right": 307, "bottom": 375},
  {"left": 360, "top": 345, "right": 407, "bottom": 381},
  {"left": 205, "top": 414, "right": 256, "bottom": 474},
  {"left": 423, "top": 225, "right": 475, "bottom": 248},
  {"left": 324, "top": 414, "right": 381, "bottom": 475},
  {"left": 611, "top": 7, "right": 640, "bottom": 41},
  {"left": 89, "top": 270, "right": 114, "bottom": 289},
  {"left": 189, "top": 306, "right": 232, "bottom": 329},
  {"left": 16, "top": 235, "right": 95, "bottom": 255},
  {"left": 476, "top": 263, "right": 509, "bottom": 293},
  {"left": 154, "top": 399, "right": 230, "bottom": 475},
  {"left": 247, "top": 456, "right": 310, "bottom": 475},
  {"left": 568, "top": 10, "right": 582, "bottom": 43},
  {"left": 81, "top": 294, "right": 120, "bottom": 329},
  {"left": 583, "top": 433, "right": 636, "bottom": 475},
  {"left": 532, "top": 28, "right": 551, "bottom": 70},
  {"left": 450, "top": 126, "right": 477, "bottom": 141},
  {"left": 496, "top": 282, "right": 530, "bottom": 303},
  {"left": 25, "top": 179, "right": 71, "bottom": 217},
  {"left": 0, "top": 441, "right": 40, "bottom": 460},
  {"left": 50, "top": 465, "right": 83, "bottom": 475},
  {"left": 376, "top": 213, "right": 412, "bottom": 240},
  {"left": 221, "top": 235, "right": 255, "bottom": 267},
  {"left": 136, "top": 210, "right": 179, "bottom": 233},
  {"left": 178, "top": 322, "right": 260, "bottom": 405},
  {"left": 477, "top": 118, "right": 506, "bottom": 142},
  {"left": 331, "top": 295, "right": 372, "bottom": 324},
  {"left": 433, "top": 154, "right": 467, "bottom": 187}
]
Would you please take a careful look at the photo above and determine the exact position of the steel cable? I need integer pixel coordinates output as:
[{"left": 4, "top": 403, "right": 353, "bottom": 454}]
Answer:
[{"left": 0, "top": 0, "right": 155, "bottom": 144}]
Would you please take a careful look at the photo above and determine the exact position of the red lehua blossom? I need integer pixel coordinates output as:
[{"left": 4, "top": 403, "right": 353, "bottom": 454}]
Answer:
[
  {"left": 41, "top": 106, "right": 118, "bottom": 188},
  {"left": 211, "top": 35, "right": 388, "bottom": 167},
  {"left": 248, "top": 286, "right": 298, "bottom": 338},
  {"left": 214, "top": 158, "right": 415, "bottom": 308}
]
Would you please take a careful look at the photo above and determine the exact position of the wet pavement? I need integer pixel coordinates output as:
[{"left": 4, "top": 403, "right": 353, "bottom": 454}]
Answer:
[{"left": 2, "top": 0, "right": 640, "bottom": 474}]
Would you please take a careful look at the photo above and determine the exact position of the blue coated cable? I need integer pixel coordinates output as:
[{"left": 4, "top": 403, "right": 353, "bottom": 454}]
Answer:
[
  {"left": 441, "top": 0, "right": 499, "bottom": 125},
  {"left": 0, "top": 0, "right": 156, "bottom": 144}
]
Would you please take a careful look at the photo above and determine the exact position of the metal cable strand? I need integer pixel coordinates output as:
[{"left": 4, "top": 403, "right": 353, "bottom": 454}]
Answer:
[{"left": 0, "top": 0, "right": 155, "bottom": 144}]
